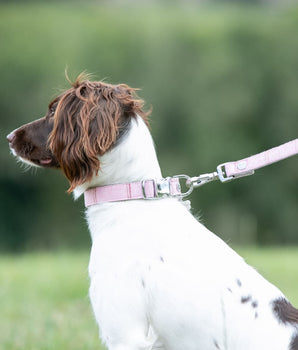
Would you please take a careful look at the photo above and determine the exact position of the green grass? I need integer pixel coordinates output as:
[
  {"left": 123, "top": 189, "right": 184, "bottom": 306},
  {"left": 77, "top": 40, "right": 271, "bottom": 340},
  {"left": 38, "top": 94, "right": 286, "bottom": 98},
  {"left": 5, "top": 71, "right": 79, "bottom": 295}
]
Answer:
[
  {"left": 1, "top": 248, "right": 298, "bottom": 349},
  {"left": 0, "top": 252, "right": 104, "bottom": 350}
]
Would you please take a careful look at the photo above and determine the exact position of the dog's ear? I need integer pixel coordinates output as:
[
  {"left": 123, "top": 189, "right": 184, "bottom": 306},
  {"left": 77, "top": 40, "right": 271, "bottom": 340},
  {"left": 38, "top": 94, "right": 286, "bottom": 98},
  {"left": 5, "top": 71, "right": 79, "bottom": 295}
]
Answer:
[{"left": 48, "top": 80, "right": 150, "bottom": 192}]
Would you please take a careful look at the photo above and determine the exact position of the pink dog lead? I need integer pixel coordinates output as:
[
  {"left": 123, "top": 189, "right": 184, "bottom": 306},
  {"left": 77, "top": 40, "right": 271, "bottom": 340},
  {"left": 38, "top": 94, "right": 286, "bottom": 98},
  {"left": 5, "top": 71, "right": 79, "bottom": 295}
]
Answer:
[
  {"left": 217, "top": 138, "right": 298, "bottom": 182},
  {"left": 84, "top": 138, "right": 298, "bottom": 206},
  {"left": 189, "top": 138, "right": 298, "bottom": 188}
]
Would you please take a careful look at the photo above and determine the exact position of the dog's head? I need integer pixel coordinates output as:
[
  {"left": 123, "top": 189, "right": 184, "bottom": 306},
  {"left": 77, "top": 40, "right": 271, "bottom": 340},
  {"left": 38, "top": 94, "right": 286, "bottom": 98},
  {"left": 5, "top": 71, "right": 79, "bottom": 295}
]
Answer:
[{"left": 7, "top": 73, "right": 150, "bottom": 192}]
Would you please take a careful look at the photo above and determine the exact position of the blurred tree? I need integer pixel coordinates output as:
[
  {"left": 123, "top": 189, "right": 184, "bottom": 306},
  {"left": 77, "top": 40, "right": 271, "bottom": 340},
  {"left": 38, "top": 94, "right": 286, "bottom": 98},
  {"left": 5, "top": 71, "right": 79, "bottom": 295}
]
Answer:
[{"left": 0, "top": 2, "right": 297, "bottom": 251}]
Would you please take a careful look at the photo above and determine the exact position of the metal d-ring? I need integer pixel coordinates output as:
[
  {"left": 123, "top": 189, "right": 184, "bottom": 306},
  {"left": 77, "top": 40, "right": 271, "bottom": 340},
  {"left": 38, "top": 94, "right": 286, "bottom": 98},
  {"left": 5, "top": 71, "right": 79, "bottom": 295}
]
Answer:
[{"left": 173, "top": 174, "right": 194, "bottom": 198}]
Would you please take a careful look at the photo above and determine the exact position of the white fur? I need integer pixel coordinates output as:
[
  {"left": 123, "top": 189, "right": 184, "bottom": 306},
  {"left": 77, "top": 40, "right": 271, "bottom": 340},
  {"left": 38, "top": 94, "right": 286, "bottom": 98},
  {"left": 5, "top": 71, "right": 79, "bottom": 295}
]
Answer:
[{"left": 77, "top": 117, "right": 294, "bottom": 349}]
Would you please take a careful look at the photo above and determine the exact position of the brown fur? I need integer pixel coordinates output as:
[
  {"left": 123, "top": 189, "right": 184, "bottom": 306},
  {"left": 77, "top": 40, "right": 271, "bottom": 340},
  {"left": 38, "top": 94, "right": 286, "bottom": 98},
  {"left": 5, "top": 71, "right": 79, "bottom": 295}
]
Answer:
[
  {"left": 8, "top": 73, "right": 151, "bottom": 192},
  {"left": 272, "top": 298, "right": 298, "bottom": 325},
  {"left": 7, "top": 116, "right": 59, "bottom": 168},
  {"left": 291, "top": 335, "right": 298, "bottom": 350}
]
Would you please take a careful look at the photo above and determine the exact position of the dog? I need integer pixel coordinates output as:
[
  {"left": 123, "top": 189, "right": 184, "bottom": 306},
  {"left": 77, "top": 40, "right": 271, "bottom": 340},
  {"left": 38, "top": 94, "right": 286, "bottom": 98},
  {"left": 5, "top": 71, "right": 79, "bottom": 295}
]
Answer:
[{"left": 7, "top": 74, "right": 298, "bottom": 350}]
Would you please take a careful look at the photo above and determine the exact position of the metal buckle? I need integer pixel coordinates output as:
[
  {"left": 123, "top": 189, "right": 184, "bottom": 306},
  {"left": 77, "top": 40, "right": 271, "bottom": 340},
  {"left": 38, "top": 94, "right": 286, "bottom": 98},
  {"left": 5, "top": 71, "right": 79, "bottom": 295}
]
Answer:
[
  {"left": 155, "top": 177, "right": 172, "bottom": 198},
  {"left": 142, "top": 176, "right": 193, "bottom": 199},
  {"left": 141, "top": 178, "right": 173, "bottom": 199}
]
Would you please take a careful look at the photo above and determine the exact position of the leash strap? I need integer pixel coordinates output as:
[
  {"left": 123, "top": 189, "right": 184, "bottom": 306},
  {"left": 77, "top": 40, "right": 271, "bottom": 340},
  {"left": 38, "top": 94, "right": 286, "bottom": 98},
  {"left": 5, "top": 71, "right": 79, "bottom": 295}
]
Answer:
[
  {"left": 188, "top": 138, "right": 298, "bottom": 189},
  {"left": 217, "top": 138, "right": 298, "bottom": 182}
]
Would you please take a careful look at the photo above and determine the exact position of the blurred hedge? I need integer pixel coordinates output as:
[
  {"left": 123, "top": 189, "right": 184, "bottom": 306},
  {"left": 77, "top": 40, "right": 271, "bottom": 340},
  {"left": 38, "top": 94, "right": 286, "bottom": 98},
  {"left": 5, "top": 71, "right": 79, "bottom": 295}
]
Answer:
[{"left": 0, "top": 2, "right": 297, "bottom": 251}]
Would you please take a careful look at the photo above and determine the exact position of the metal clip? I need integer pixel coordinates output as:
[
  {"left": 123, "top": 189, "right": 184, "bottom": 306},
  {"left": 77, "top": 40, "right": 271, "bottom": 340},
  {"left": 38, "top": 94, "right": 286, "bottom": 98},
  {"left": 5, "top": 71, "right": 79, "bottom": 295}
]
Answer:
[{"left": 186, "top": 172, "right": 219, "bottom": 188}]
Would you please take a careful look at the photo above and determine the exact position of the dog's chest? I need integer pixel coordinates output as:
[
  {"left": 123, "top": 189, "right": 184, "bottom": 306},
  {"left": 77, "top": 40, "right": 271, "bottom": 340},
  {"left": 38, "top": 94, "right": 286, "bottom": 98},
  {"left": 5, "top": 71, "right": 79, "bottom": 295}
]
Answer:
[{"left": 86, "top": 199, "right": 290, "bottom": 350}]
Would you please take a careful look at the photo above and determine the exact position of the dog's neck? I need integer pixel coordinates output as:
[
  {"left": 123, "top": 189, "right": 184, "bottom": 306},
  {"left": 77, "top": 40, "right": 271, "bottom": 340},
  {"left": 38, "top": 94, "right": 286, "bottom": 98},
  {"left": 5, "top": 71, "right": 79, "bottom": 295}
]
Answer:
[{"left": 73, "top": 116, "right": 162, "bottom": 199}]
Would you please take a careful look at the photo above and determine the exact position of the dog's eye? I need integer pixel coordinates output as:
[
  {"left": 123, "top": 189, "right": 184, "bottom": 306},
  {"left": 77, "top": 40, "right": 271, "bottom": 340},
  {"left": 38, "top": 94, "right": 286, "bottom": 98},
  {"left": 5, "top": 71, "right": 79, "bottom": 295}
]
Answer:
[{"left": 49, "top": 108, "right": 55, "bottom": 117}]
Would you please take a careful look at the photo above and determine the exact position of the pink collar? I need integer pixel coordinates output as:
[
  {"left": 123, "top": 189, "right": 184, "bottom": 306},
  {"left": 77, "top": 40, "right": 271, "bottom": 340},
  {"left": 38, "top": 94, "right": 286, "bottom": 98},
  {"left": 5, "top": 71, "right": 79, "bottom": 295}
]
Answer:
[{"left": 84, "top": 177, "right": 182, "bottom": 207}]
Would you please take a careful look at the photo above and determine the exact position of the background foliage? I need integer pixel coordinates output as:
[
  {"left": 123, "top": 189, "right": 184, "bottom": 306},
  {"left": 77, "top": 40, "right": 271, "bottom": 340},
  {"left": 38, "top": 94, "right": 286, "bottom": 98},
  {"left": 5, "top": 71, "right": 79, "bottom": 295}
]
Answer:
[{"left": 1, "top": 1, "right": 298, "bottom": 251}]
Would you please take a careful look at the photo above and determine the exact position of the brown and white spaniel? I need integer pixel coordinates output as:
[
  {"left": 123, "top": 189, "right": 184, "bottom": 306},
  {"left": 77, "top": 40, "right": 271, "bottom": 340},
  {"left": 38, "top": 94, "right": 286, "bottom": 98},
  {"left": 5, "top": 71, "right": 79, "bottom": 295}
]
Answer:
[{"left": 7, "top": 74, "right": 298, "bottom": 350}]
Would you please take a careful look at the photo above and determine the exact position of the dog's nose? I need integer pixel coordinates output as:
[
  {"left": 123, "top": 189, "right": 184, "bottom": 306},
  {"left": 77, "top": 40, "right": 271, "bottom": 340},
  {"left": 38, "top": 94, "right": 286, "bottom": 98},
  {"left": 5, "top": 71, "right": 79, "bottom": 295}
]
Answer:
[{"left": 6, "top": 131, "right": 16, "bottom": 144}]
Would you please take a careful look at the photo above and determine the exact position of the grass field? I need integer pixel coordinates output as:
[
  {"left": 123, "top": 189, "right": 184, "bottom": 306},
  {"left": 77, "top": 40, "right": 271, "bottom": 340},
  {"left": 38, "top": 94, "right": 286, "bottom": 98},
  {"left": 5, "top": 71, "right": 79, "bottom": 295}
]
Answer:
[{"left": 1, "top": 247, "right": 298, "bottom": 350}]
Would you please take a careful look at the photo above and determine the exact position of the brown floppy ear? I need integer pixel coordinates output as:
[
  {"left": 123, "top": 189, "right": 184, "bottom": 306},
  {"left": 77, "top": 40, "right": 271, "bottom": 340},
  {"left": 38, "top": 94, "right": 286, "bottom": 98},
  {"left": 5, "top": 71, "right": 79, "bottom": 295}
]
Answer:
[{"left": 48, "top": 79, "right": 150, "bottom": 192}]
